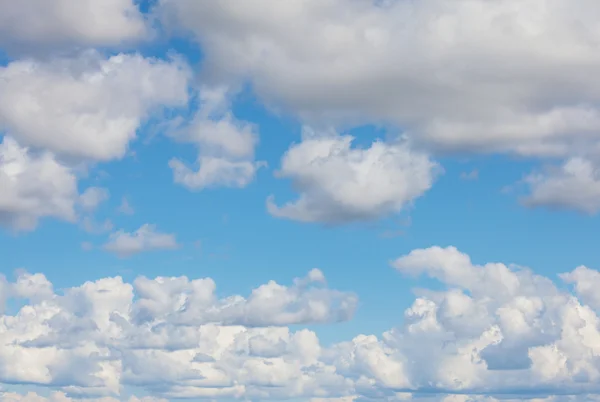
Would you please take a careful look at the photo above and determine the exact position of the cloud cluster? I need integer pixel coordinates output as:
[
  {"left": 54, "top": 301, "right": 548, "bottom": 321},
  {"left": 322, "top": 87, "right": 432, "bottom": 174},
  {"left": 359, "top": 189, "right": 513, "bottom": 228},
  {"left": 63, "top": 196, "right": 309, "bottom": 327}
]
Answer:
[
  {"left": 0, "top": 50, "right": 190, "bottom": 231},
  {"left": 159, "top": 0, "right": 600, "bottom": 214},
  {"left": 0, "top": 269, "right": 357, "bottom": 399},
  {"left": 3, "top": 248, "right": 600, "bottom": 400},
  {"left": 160, "top": 0, "right": 600, "bottom": 157}
]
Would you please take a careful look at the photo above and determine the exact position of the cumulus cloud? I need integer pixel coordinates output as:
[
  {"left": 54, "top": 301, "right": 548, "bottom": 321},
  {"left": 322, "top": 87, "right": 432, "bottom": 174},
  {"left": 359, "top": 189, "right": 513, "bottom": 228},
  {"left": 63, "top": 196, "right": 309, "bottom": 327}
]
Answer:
[
  {"left": 523, "top": 158, "right": 600, "bottom": 214},
  {"left": 0, "top": 51, "right": 190, "bottom": 161},
  {"left": 388, "top": 246, "right": 600, "bottom": 394},
  {"left": 0, "top": 0, "right": 147, "bottom": 54},
  {"left": 159, "top": 0, "right": 600, "bottom": 159},
  {"left": 3, "top": 248, "right": 600, "bottom": 399},
  {"left": 103, "top": 224, "right": 179, "bottom": 257},
  {"left": 168, "top": 86, "right": 265, "bottom": 190},
  {"left": 159, "top": 0, "right": 600, "bottom": 213},
  {"left": 0, "top": 269, "right": 356, "bottom": 399},
  {"left": 267, "top": 129, "right": 439, "bottom": 223},
  {"left": 0, "top": 136, "right": 78, "bottom": 231},
  {"left": 0, "top": 51, "right": 190, "bottom": 230}
]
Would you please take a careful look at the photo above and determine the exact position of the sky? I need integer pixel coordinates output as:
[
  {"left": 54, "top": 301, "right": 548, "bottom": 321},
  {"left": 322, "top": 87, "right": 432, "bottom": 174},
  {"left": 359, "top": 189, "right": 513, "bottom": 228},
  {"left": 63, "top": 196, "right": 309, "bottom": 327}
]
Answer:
[{"left": 1, "top": 0, "right": 600, "bottom": 401}]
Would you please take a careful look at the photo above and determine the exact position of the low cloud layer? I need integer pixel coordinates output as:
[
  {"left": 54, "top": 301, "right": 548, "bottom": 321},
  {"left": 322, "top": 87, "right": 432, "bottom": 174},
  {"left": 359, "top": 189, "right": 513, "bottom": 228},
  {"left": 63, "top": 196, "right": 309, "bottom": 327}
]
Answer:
[{"left": 2, "top": 248, "right": 600, "bottom": 400}]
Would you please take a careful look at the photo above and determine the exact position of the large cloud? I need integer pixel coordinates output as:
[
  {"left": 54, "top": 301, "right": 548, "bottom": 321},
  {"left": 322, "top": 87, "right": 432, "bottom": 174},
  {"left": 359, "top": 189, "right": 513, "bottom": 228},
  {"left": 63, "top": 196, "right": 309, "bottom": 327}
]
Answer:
[
  {"left": 0, "top": 51, "right": 190, "bottom": 161},
  {"left": 159, "top": 0, "right": 600, "bottom": 213},
  {"left": 0, "top": 270, "right": 357, "bottom": 399},
  {"left": 0, "top": 0, "right": 147, "bottom": 53},
  {"left": 0, "top": 51, "right": 190, "bottom": 231},
  {"left": 3, "top": 249, "right": 600, "bottom": 400},
  {"left": 159, "top": 0, "right": 600, "bottom": 158}
]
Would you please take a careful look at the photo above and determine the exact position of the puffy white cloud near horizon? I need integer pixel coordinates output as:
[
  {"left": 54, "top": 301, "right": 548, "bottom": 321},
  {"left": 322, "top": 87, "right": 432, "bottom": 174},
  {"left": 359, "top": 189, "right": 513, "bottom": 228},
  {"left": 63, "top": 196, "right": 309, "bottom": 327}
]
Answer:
[{"left": 2, "top": 247, "right": 600, "bottom": 400}]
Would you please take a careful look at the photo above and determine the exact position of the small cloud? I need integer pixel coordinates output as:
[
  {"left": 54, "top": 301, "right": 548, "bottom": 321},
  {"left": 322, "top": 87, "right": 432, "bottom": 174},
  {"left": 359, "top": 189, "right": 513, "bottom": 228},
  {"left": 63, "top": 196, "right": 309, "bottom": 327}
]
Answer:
[
  {"left": 81, "top": 217, "right": 113, "bottom": 235},
  {"left": 81, "top": 242, "right": 94, "bottom": 251},
  {"left": 79, "top": 187, "right": 110, "bottom": 212},
  {"left": 118, "top": 197, "right": 135, "bottom": 215},
  {"left": 103, "top": 224, "right": 179, "bottom": 258},
  {"left": 379, "top": 229, "right": 406, "bottom": 239},
  {"left": 460, "top": 169, "right": 479, "bottom": 180}
]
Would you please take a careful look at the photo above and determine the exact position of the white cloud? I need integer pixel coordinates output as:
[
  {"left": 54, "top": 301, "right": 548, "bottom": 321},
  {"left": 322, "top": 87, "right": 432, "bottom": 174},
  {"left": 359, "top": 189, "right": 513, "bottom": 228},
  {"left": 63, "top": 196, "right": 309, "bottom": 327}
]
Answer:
[
  {"left": 0, "top": 52, "right": 191, "bottom": 230},
  {"left": 0, "top": 51, "right": 190, "bottom": 161},
  {"left": 4, "top": 248, "right": 600, "bottom": 399},
  {"left": 523, "top": 158, "right": 600, "bottom": 214},
  {"left": 560, "top": 265, "right": 600, "bottom": 311},
  {"left": 159, "top": 0, "right": 600, "bottom": 160},
  {"left": 159, "top": 0, "right": 600, "bottom": 213},
  {"left": 0, "top": 136, "right": 78, "bottom": 231},
  {"left": 0, "top": 0, "right": 147, "bottom": 53},
  {"left": 0, "top": 270, "right": 356, "bottom": 399},
  {"left": 103, "top": 224, "right": 179, "bottom": 257},
  {"left": 168, "top": 86, "right": 265, "bottom": 190},
  {"left": 267, "top": 129, "right": 439, "bottom": 223}
]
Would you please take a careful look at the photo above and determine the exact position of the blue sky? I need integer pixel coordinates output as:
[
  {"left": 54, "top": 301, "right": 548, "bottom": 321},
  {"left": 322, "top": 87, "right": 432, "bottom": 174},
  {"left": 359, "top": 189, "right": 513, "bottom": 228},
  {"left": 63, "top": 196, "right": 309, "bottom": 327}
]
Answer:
[{"left": 2, "top": 1, "right": 600, "bottom": 402}]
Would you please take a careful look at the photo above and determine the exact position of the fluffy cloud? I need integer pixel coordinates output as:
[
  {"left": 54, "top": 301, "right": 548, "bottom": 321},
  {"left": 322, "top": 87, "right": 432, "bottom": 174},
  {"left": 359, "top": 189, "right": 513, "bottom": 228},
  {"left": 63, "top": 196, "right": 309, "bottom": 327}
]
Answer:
[
  {"left": 0, "top": 0, "right": 147, "bottom": 53},
  {"left": 0, "top": 51, "right": 190, "bottom": 161},
  {"left": 103, "top": 224, "right": 179, "bottom": 257},
  {"left": 388, "top": 246, "right": 600, "bottom": 395},
  {"left": 0, "top": 51, "right": 190, "bottom": 231},
  {"left": 0, "top": 270, "right": 356, "bottom": 399},
  {"left": 4, "top": 248, "right": 600, "bottom": 399},
  {"left": 268, "top": 129, "right": 438, "bottom": 223},
  {"left": 168, "top": 86, "right": 265, "bottom": 190},
  {"left": 160, "top": 0, "right": 600, "bottom": 159},
  {"left": 159, "top": 0, "right": 600, "bottom": 213},
  {"left": 0, "top": 137, "right": 78, "bottom": 231},
  {"left": 523, "top": 158, "right": 600, "bottom": 214}
]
